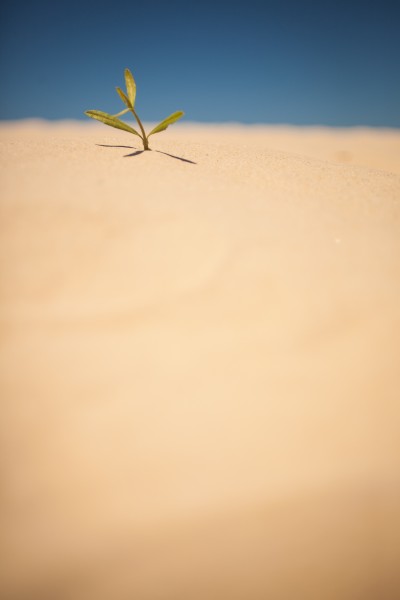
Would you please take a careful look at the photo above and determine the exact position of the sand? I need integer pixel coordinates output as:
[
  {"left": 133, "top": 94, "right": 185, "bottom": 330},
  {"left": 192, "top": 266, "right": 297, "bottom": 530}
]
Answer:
[{"left": 1, "top": 121, "right": 400, "bottom": 599}]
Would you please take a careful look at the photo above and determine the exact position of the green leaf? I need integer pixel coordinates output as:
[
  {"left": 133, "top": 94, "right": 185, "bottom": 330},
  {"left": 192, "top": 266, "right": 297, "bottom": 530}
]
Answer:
[
  {"left": 148, "top": 111, "right": 185, "bottom": 137},
  {"left": 85, "top": 110, "right": 142, "bottom": 138},
  {"left": 116, "top": 87, "right": 133, "bottom": 109},
  {"left": 113, "top": 107, "right": 130, "bottom": 118},
  {"left": 124, "top": 68, "right": 136, "bottom": 107}
]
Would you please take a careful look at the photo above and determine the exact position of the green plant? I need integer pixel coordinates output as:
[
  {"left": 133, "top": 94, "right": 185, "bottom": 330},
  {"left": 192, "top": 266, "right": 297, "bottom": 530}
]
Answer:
[{"left": 85, "top": 69, "right": 184, "bottom": 151}]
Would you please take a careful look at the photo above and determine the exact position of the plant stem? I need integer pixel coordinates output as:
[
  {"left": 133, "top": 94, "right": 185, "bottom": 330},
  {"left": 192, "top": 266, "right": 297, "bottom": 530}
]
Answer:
[{"left": 131, "top": 108, "right": 150, "bottom": 150}]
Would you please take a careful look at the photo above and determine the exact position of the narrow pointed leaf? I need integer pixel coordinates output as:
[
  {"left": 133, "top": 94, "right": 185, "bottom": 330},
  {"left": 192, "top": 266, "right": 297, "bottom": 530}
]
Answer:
[
  {"left": 116, "top": 87, "right": 133, "bottom": 109},
  {"left": 113, "top": 107, "right": 130, "bottom": 118},
  {"left": 85, "top": 110, "right": 142, "bottom": 137},
  {"left": 124, "top": 68, "right": 136, "bottom": 107},
  {"left": 148, "top": 111, "right": 185, "bottom": 137}
]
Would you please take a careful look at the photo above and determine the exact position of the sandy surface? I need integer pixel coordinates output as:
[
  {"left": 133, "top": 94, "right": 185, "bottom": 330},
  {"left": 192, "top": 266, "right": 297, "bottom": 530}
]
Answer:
[{"left": 1, "top": 121, "right": 400, "bottom": 599}]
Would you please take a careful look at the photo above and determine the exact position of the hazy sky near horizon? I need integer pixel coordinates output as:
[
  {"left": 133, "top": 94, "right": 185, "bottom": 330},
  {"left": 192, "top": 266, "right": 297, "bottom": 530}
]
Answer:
[{"left": 1, "top": 0, "right": 399, "bottom": 126}]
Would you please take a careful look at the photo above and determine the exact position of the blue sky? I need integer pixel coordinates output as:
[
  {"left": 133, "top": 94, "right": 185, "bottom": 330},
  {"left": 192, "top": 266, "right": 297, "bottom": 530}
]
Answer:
[{"left": 1, "top": 0, "right": 399, "bottom": 126}]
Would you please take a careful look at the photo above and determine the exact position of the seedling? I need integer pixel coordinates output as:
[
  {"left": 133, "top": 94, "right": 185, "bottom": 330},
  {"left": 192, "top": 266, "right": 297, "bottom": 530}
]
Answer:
[{"left": 85, "top": 69, "right": 184, "bottom": 151}]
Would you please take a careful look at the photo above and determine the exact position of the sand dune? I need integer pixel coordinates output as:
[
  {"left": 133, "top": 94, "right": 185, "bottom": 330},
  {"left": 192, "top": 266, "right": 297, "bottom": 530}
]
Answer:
[{"left": 1, "top": 122, "right": 400, "bottom": 599}]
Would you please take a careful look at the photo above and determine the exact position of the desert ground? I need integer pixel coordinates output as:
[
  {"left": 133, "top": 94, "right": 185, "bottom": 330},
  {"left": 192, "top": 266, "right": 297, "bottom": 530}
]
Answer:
[{"left": 1, "top": 121, "right": 400, "bottom": 599}]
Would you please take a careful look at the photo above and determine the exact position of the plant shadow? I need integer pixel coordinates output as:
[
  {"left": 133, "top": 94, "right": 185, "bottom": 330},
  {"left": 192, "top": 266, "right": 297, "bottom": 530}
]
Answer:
[
  {"left": 96, "top": 144, "right": 196, "bottom": 164},
  {"left": 156, "top": 150, "right": 197, "bottom": 164},
  {"left": 124, "top": 150, "right": 145, "bottom": 157}
]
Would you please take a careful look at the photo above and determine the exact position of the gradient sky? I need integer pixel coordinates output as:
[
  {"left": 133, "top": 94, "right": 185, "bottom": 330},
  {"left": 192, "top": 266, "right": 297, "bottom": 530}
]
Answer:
[{"left": 1, "top": 0, "right": 399, "bottom": 126}]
